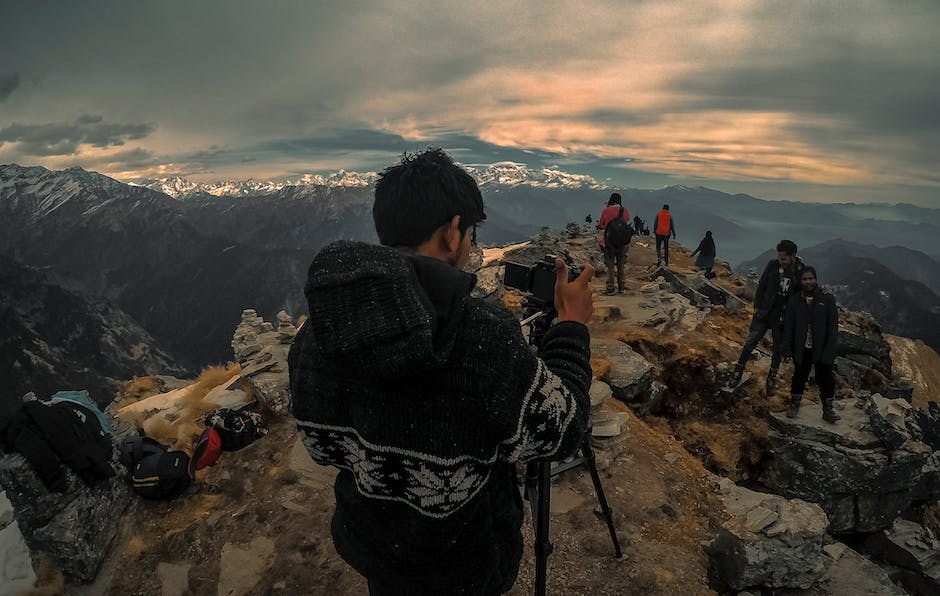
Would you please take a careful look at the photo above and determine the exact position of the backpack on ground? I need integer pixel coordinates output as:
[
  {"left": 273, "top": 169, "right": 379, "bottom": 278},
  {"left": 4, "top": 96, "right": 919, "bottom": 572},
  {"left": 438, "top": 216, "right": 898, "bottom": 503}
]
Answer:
[
  {"left": 605, "top": 206, "right": 633, "bottom": 249},
  {"left": 119, "top": 435, "right": 192, "bottom": 500},
  {"left": 189, "top": 426, "right": 222, "bottom": 475},
  {"left": 205, "top": 408, "right": 264, "bottom": 451}
]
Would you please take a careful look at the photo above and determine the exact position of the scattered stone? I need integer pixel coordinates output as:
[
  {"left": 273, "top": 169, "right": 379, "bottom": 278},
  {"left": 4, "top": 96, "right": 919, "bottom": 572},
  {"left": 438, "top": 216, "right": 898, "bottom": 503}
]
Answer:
[
  {"left": 865, "top": 395, "right": 916, "bottom": 450},
  {"left": 233, "top": 309, "right": 292, "bottom": 414},
  {"left": 0, "top": 452, "right": 131, "bottom": 583},
  {"left": 708, "top": 478, "right": 830, "bottom": 590}
]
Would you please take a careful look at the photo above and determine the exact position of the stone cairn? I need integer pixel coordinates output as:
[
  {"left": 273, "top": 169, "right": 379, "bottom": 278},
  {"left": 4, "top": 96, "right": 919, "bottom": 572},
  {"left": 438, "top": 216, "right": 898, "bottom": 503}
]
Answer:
[{"left": 231, "top": 309, "right": 296, "bottom": 415}]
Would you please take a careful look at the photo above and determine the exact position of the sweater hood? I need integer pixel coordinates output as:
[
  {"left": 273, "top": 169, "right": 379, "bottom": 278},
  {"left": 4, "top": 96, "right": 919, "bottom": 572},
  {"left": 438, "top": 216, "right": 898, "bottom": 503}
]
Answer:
[{"left": 303, "top": 241, "right": 476, "bottom": 377}]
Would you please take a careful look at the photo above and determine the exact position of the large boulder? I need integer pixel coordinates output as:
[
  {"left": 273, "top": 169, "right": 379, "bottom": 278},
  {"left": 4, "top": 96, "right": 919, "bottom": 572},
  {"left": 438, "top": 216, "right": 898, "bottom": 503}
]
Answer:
[
  {"left": 590, "top": 338, "right": 655, "bottom": 407},
  {"left": 0, "top": 452, "right": 131, "bottom": 582},
  {"left": 761, "top": 397, "right": 935, "bottom": 533},
  {"left": 708, "top": 478, "right": 830, "bottom": 590},
  {"left": 787, "top": 542, "right": 908, "bottom": 596}
]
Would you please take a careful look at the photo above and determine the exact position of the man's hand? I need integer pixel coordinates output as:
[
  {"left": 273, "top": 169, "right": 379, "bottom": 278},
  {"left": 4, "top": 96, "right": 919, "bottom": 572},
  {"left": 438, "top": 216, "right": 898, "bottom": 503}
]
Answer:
[{"left": 554, "top": 258, "right": 594, "bottom": 324}]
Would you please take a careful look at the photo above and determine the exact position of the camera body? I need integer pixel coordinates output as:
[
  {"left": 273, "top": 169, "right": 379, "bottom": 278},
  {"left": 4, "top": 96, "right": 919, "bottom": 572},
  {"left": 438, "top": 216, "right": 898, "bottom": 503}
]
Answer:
[{"left": 503, "top": 255, "right": 581, "bottom": 306}]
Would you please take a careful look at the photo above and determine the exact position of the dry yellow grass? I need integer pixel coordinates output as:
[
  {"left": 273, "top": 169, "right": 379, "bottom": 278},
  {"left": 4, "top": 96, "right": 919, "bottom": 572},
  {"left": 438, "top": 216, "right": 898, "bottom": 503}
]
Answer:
[
  {"left": 115, "top": 375, "right": 164, "bottom": 409},
  {"left": 502, "top": 292, "right": 524, "bottom": 310},
  {"left": 129, "top": 363, "right": 241, "bottom": 452},
  {"left": 590, "top": 355, "right": 611, "bottom": 380},
  {"left": 23, "top": 552, "right": 65, "bottom": 596}
]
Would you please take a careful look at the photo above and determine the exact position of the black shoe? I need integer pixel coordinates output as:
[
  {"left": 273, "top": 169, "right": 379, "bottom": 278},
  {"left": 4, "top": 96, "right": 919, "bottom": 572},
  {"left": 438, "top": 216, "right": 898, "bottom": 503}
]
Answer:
[
  {"left": 602, "top": 288, "right": 617, "bottom": 296},
  {"left": 765, "top": 371, "right": 778, "bottom": 396},
  {"left": 822, "top": 400, "right": 841, "bottom": 423},
  {"left": 729, "top": 364, "right": 745, "bottom": 387},
  {"left": 786, "top": 394, "right": 802, "bottom": 418}
]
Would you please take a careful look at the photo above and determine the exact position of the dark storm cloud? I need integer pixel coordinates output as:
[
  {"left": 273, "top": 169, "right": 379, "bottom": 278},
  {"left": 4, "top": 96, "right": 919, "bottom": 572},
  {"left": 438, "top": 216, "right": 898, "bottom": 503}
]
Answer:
[
  {"left": 0, "top": 117, "right": 155, "bottom": 156},
  {"left": 0, "top": 73, "right": 19, "bottom": 101}
]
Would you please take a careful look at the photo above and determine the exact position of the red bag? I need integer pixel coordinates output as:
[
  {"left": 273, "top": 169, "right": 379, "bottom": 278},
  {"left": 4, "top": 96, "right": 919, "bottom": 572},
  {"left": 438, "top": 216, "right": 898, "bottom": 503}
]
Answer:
[{"left": 190, "top": 427, "right": 222, "bottom": 474}]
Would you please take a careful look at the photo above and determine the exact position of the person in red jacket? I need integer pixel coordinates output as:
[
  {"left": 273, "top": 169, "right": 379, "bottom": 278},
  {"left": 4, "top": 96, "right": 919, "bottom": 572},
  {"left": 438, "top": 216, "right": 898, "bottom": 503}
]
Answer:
[
  {"left": 654, "top": 204, "right": 676, "bottom": 268},
  {"left": 596, "top": 192, "right": 631, "bottom": 295}
]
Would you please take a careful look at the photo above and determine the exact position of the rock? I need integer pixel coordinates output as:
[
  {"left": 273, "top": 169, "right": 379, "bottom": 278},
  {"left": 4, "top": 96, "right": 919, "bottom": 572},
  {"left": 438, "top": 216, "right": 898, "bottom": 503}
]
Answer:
[
  {"left": 217, "top": 536, "right": 276, "bottom": 596},
  {"left": 834, "top": 356, "right": 873, "bottom": 388},
  {"left": 684, "top": 276, "right": 748, "bottom": 314},
  {"left": 761, "top": 401, "right": 934, "bottom": 533},
  {"left": 884, "top": 379, "right": 914, "bottom": 402},
  {"left": 233, "top": 310, "right": 291, "bottom": 414},
  {"left": 590, "top": 338, "right": 655, "bottom": 406},
  {"left": 708, "top": 479, "right": 830, "bottom": 590},
  {"left": 589, "top": 380, "right": 612, "bottom": 409},
  {"left": 863, "top": 519, "right": 940, "bottom": 596},
  {"left": 787, "top": 542, "right": 908, "bottom": 596},
  {"left": 471, "top": 266, "right": 505, "bottom": 301},
  {"left": 157, "top": 561, "right": 191, "bottom": 596},
  {"left": 591, "top": 411, "right": 628, "bottom": 438},
  {"left": 865, "top": 395, "right": 915, "bottom": 450},
  {"left": 0, "top": 452, "right": 131, "bottom": 583}
]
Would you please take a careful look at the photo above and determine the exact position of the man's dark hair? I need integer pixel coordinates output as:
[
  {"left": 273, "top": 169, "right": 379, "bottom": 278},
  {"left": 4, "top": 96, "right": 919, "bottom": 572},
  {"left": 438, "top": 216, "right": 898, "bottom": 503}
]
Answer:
[
  {"left": 776, "top": 240, "right": 798, "bottom": 256},
  {"left": 608, "top": 192, "right": 622, "bottom": 206},
  {"left": 802, "top": 265, "right": 817, "bottom": 279},
  {"left": 662, "top": 204, "right": 669, "bottom": 210},
  {"left": 373, "top": 148, "right": 486, "bottom": 248}
]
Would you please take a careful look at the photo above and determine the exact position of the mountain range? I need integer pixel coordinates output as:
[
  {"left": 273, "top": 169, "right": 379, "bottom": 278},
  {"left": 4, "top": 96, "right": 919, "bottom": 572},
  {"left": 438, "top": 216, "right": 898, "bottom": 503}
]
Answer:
[
  {"left": 135, "top": 167, "right": 940, "bottom": 267},
  {"left": 3, "top": 161, "right": 940, "bottom": 380},
  {"left": 0, "top": 256, "right": 180, "bottom": 415}
]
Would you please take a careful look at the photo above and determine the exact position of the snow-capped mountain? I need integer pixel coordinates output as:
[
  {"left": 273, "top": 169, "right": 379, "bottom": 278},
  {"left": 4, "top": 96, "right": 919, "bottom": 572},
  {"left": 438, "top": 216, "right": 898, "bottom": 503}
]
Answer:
[
  {"left": 466, "top": 162, "right": 605, "bottom": 190},
  {"left": 134, "top": 170, "right": 377, "bottom": 199},
  {"left": 132, "top": 163, "right": 602, "bottom": 199}
]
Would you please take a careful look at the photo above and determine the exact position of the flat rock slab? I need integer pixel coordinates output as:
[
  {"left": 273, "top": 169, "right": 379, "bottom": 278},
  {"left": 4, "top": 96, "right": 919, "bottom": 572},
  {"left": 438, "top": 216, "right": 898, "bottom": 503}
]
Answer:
[
  {"left": 218, "top": 536, "right": 275, "bottom": 596},
  {"left": 288, "top": 435, "right": 337, "bottom": 490},
  {"left": 768, "top": 401, "right": 881, "bottom": 449}
]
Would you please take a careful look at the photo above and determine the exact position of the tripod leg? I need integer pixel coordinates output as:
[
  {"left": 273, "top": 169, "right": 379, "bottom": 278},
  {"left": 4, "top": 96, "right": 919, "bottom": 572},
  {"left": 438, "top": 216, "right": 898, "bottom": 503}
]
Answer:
[
  {"left": 581, "top": 438, "right": 623, "bottom": 558},
  {"left": 533, "top": 460, "right": 553, "bottom": 596}
]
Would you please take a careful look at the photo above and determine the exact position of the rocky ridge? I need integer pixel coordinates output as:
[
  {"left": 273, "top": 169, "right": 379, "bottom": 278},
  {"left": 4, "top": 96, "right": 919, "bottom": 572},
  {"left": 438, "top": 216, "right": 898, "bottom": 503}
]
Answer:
[{"left": 3, "top": 225, "right": 938, "bottom": 595}]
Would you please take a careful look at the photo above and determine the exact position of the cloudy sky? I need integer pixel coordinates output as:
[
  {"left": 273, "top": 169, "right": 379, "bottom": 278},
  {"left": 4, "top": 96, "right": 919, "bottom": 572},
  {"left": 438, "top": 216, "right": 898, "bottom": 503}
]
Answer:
[{"left": 1, "top": 0, "right": 938, "bottom": 204}]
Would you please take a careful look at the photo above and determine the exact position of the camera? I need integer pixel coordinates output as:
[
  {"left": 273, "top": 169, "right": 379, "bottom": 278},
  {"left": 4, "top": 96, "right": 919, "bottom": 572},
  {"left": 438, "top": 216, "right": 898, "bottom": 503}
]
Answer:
[{"left": 503, "top": 255, "right": 581, "bottom": 306}]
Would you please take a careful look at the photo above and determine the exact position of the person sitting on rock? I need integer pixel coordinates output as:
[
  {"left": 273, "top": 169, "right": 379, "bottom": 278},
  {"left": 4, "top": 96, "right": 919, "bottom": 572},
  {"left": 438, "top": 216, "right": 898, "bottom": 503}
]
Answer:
[
  {"left": 653, "top": 204, "right": 676, "bottom": 268},
  {"left": 689, "top": 231, "right": 717, "bottom": 279},
  {"left": 729, "top": 240, "right": 805, "bottom": 394},
  {"left": 288, "top": 148, "right": 595, "bottom": 595},
  {"left": 781, "top": 266, "right": 840, "bottom": 423},
  {"left": 596, "top": 192, "right": 632, "bottom": 295}
]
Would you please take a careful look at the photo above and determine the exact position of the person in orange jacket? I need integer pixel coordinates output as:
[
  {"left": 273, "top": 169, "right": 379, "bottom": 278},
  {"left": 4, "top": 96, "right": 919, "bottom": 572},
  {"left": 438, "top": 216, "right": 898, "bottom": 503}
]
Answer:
[{"left": 654, "top": 204, "right": 676, "bottom": 267}]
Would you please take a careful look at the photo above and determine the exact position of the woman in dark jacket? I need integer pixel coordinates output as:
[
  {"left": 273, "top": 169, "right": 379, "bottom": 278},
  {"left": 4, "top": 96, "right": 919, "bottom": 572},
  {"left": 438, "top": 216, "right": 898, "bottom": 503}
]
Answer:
[
  {"left": 781, "top": 266, "right": 840, "bottom": 423},
  {"left": 689, "top": 231, "right": 717, "bottom": 278}
]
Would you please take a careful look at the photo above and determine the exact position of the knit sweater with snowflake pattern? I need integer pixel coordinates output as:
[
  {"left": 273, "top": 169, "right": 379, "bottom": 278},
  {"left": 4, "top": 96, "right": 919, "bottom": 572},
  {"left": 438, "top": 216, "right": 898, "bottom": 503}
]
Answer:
[{"left": 289, "top": 241, "right": 591, "bottom": 593}]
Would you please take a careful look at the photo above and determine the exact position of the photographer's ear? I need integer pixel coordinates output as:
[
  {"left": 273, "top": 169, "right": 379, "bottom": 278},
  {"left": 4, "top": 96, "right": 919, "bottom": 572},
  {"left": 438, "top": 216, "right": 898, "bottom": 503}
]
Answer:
[{"left": 444, "top": 215, "right": 463, "bottom": 253}]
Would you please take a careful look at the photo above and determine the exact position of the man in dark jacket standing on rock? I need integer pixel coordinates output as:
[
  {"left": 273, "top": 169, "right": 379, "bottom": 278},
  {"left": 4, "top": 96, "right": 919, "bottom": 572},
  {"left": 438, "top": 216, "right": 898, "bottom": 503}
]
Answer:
[
  {"left": 288, "top": 148, "right": 595, "bottom": 595},
  {"left": 781, "top": 267, "right": 840, "bottom": 423},
  {"left": 730, "top": 240, "right": 804, "bottom": 394}
]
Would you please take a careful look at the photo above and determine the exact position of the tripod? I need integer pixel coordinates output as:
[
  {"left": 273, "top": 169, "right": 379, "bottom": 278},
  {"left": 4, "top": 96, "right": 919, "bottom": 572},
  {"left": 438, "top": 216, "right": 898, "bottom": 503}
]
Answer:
[{"left": 520, "top": 305, "right": 623, "bottom": 596}]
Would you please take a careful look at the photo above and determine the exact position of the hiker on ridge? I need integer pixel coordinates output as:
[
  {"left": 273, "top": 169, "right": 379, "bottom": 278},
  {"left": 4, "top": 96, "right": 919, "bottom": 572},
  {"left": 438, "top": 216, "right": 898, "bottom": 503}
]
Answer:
[
  {"left": 781, "top": 266, "right": 840, "bottom": 423},
  {"left": 729, "top": 239, "right": 805, "bottom": 395},
  {"left": 654, "top": 204, "right": 676, "bottom": 268},
  {"left": 596, "top": 192, "right": 632, "bottom": 295},
  {"left": 689, "top": 231, "right": 717, "bottom": 279},
  {"left": 289, "top": 148, "right": 595, "bottom": 595}
]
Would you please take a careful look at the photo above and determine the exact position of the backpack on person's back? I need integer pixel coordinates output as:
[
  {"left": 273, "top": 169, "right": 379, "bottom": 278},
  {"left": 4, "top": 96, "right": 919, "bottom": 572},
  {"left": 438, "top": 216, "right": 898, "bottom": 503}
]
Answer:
[{"left": 605, "top": 206, "right": 633, "bottom": 249}]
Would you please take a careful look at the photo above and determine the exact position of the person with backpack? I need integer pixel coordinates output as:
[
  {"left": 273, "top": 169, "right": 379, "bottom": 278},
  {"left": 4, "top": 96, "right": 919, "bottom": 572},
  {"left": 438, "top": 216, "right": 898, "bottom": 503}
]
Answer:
[
  {"left": 689, "top": 231, "right": 717, "bottom": 279},
  {"left": 654, "top": 204, "right": 676, "bottom": 268},
  {"left": 596, "top": 192, "right": 632, "bottom": 295}
]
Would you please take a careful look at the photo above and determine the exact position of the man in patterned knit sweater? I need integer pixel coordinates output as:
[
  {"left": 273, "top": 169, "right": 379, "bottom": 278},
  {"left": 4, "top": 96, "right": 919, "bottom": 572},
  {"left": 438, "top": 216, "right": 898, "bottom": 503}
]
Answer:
[{"left": 289, "top": 149, "right": 595, "bottom": 595}]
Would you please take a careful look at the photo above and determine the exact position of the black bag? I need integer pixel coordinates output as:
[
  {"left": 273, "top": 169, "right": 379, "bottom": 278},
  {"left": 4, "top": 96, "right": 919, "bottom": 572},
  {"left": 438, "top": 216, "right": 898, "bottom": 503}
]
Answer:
[
  {"left": 605, "top": 206, "right": 633, "bottom": 249},
  {"left": 206, "top": 408, "right": 263, "bottom": 451},
  {"left": 119, "top": 435, "right": 192, "bottom": 500}
]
